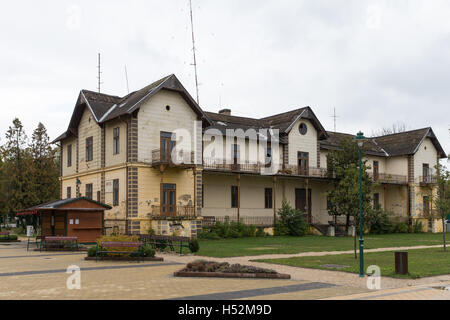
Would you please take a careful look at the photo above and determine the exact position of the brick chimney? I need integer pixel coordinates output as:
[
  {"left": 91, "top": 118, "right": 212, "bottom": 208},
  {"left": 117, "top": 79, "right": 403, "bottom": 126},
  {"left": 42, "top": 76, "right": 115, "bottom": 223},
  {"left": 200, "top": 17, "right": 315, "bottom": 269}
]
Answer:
[{"left": 219, "top": 109, "right": 231, "bottom": 116}]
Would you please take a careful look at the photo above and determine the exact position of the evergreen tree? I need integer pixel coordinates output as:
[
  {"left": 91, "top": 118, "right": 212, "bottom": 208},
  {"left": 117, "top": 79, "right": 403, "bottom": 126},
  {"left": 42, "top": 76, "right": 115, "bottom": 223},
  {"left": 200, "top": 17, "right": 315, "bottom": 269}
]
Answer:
[
  {"left": 1, "top": 118, "right": 34, "bottom": 222},
  {"left": 29, "top": 122, "right": 60, "bottom": 205}
]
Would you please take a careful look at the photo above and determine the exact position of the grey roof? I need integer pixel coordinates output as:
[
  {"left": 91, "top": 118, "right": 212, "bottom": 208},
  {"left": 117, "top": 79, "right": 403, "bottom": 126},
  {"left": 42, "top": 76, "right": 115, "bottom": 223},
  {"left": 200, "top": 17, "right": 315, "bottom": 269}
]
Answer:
[
  {"left": 204, "top": 106, "right": 329, "bottom": 143},
  {"left": 321, "top": 128, "right": 447, "bottom": 158},
  {"left": 52, "top": 74, "right": 212, "bottom": 143}
]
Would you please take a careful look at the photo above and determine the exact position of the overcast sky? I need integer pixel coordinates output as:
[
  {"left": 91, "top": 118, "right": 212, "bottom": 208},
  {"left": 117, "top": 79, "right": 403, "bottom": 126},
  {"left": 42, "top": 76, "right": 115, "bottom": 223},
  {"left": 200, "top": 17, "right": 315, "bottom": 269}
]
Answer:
[{"left": 1, "top": 0, "right": 449, "bottom": 157}]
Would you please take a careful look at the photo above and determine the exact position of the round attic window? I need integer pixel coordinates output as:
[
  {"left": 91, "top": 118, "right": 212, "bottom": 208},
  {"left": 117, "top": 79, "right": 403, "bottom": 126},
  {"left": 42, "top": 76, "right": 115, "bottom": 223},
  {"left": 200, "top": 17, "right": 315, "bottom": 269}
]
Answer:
[
  {"left": 166, "top": 105, "right": 171, "bottom": 111},
  {"left": 299, "top": 123, "right": 308, "bottom": 135}
]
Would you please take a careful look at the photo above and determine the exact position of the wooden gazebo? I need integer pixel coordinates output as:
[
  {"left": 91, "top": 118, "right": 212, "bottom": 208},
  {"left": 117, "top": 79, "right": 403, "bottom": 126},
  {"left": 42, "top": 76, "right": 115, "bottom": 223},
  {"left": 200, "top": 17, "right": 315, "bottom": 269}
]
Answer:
[{"left": 17, "top": 198, "right": 111, "bottom": 244}]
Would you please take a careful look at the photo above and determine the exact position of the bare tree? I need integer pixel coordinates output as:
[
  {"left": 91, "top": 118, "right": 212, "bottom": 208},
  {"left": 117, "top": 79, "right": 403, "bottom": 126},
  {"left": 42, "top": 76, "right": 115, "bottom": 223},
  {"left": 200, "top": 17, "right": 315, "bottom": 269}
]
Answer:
[{"left": 371, "top": 122, "right": 407, "bottom": 137}]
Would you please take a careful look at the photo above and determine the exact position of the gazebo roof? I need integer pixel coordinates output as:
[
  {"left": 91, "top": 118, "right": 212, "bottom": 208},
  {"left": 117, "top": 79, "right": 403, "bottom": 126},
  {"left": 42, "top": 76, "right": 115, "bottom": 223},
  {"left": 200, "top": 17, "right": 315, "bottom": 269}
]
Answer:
[{"left": 16, "top": 198, "right": 112, "bottom": 216}]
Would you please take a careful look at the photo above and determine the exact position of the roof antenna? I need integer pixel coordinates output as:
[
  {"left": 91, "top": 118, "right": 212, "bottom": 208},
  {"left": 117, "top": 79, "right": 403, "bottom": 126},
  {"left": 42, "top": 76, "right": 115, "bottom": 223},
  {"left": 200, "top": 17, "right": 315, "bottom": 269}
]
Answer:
[
  {"left": 331, "top": 107, "right": 339, "bottom": 132},
  {"left": 124, "top": 65, "right": 130, "bottom": 94},
  {"left": 189, "top": 0, "right": 200, "bottom": 105},
  {"left": 97, "top": 53, "right": 103, "bottom": 93}
]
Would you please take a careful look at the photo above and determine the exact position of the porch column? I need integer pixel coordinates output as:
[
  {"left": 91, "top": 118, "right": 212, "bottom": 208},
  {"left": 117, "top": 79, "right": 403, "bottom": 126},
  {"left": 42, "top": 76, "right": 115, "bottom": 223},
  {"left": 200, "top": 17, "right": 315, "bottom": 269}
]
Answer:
[
  {"left": 273, "top": 176, "right": 277, "bottom": 224},
  {"left": 237, "top": 174, "right": 241, "bottom": 222},
  {"left": 305, "top": 178, "right": 310, "bottom": 223}
]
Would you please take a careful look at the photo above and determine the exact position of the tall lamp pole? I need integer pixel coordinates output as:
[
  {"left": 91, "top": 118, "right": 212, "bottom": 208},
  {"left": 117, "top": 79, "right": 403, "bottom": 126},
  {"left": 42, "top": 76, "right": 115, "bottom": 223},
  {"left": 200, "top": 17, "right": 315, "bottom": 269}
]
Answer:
[{"left": 356, "top": 132, "right": 366, "bottom": 278}]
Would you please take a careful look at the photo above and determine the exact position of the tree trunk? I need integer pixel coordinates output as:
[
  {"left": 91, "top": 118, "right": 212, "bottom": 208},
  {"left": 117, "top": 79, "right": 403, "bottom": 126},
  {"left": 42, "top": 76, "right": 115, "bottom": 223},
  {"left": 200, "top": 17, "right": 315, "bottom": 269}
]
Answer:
[
  {"left": 443, "top": 219, "right": 447, "bottom": 252},
  {"left": 354, "top": 227, "right": 357, "bottom": 259}
]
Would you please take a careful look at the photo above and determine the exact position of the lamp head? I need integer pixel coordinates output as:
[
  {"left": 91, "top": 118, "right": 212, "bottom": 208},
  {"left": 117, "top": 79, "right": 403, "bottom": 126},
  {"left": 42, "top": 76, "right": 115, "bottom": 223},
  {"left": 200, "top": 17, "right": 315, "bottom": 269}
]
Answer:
[{"left": 356, "top": 131, "right": 366, "bottom": 148}]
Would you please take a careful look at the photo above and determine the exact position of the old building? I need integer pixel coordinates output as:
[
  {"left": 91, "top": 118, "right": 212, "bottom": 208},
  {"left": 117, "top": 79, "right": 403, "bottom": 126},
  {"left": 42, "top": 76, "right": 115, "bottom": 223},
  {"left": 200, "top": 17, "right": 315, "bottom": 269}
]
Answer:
[{"left": 53, "top": 74, "right": 447, "bottom": 235}]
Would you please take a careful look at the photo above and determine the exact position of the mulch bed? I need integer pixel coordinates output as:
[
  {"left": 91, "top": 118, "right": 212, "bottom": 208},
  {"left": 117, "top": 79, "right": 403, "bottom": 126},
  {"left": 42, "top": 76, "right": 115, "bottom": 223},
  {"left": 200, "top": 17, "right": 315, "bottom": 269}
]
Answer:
[
  {"left": 174, "top": 271, "right": 290, "bottom": 279},
  {"left": 173, "top": 260, "right": 291, "bottom": 279},
  {"left": 0, "top": 240, "right": 21, "bottom": 243},
  {"left": 85, "top": 256, "right": 164, "bottom": 262}
]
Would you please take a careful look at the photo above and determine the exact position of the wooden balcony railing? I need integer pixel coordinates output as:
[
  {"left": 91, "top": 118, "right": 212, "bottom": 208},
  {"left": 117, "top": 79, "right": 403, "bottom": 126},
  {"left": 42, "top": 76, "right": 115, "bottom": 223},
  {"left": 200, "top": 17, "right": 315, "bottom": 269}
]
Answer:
[
  {"left": 202, "top": 216, "right": 275, "bottom": 227},
  {"left": 369, "top": 172, "right": 408, "bottom": 185},
  {"left": 151, "top": 149, "right": 195, "bottom": 167},
  {"left": 149, "top": 205, "right": 196, "bottom": 218}
]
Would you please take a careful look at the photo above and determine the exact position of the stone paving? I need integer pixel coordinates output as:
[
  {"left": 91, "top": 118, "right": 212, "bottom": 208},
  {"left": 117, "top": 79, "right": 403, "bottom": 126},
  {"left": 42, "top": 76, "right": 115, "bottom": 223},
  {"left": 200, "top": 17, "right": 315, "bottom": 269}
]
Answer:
[{"left": 0, "top": 241, "right": 449, "bottom": 300}]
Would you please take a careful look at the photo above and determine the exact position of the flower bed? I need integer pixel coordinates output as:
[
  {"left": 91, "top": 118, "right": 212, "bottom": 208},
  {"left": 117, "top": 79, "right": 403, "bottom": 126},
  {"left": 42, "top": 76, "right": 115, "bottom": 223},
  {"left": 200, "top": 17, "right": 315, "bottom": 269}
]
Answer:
[
  {"left": 85, "top": 235, "right": 163, "bottom": 262},
  {"left": 174, "top": 260, "right": 290, "bottom": 279}
]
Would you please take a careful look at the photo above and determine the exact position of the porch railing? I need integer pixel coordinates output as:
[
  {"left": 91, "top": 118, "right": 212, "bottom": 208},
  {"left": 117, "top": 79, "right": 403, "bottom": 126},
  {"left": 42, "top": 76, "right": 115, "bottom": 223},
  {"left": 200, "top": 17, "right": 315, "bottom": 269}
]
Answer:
[
  {"left": 203, "top": 158, "right": 330, "bottom": 179},
  {"left": 369, "top": 172, "right": 408, "bottom": 185},
  {"left": 149, "top": 205, "right": 196, "bottom": 218},
  {"left": 416, "top": 175, "right": 438, "bottom": 185},
  {"left": 151, "top": 149, "right": 195, "bottom": 166},
  {"left": 202, "top": 216, "right": 275, "bottom": 228}
]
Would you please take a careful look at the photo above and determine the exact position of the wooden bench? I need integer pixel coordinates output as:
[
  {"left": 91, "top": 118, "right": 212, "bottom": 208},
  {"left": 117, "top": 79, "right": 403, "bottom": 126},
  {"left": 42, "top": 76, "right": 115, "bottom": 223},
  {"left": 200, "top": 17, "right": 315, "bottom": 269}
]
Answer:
[
  {"left": 140, "top": 235, "right": 190, "bottom": 255},
  {"left": 40, "top": 236, "right": 79, "bottom": 252},
  {"left": 96, "top": 241, "right": 143, "bottom": 262}
]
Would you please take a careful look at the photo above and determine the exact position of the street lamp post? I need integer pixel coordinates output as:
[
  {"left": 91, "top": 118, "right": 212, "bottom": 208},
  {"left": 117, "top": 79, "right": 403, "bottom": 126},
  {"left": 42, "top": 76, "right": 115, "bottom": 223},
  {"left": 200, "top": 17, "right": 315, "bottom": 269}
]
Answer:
[{"left": 356, "top": 131, "right": 366, "bottom": 278}]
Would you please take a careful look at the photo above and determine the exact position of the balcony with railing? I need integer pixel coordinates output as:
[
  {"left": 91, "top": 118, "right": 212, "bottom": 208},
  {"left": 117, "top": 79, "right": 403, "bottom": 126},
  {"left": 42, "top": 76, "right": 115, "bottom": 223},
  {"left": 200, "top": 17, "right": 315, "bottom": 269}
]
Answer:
[
  {"left": 416, "top": 175, "right": 438, "bottom": 185},
  {"left": 148, "top": 205, "right": 197, "bottom": 218},
  {"left": 369, "top": 172, "right": 408, "bottom": 185},
  {"left": 203, "top": 158, "right": 330, "bottom": 179},
  {"left": 151, "top": 149, "right": 195, "bottom": 168}
]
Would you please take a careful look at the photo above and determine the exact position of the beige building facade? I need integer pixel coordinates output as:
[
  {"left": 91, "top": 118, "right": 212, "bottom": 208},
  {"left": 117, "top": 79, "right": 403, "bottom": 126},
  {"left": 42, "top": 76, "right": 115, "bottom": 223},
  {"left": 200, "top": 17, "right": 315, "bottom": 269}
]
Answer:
[{"left": 54, "top": 75, "right": 447, "bottom": 236}]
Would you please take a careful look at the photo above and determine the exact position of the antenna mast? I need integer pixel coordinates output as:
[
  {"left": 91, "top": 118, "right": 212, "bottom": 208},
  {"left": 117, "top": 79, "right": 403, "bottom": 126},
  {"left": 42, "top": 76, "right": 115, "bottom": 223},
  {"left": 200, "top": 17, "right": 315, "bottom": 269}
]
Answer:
[
  {"left": 97, "top": 53, "right": 103, "bottom": 93},
  {"left": 189, "top": 0, "right": 200, "bottom": 104},
  {"left": 124, "top": 65, "right": 130, "bottom": 94},
  {"left": 331, "top": 107, "right": 339, "bottom": 132}
]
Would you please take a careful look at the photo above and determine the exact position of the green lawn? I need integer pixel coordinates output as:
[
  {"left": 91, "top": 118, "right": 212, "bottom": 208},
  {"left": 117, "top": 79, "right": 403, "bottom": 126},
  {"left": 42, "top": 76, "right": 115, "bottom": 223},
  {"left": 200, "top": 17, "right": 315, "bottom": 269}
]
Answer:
[
  {"left": 194, "top": 233, "right": 446, "bottom": 258},
  {"left": 255, "top": 248, "right": 450, "bottom": 279}
]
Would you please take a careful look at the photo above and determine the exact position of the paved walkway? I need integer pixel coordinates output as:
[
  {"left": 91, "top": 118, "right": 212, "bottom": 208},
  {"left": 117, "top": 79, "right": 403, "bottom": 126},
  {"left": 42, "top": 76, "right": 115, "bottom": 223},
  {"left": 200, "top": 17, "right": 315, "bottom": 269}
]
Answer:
[
  {"left": 159, "top": 244, "right": 449, "bottom": 291},
  {"left": 1, "top": 241, "right": 449, "bottom": 300}
]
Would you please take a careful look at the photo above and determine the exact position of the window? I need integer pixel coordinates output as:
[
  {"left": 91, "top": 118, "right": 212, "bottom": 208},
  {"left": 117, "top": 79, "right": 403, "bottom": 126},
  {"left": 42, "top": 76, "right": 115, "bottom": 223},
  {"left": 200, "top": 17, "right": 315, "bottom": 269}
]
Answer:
[
  {"left": 423, "top": 164, "right": 430, "bottom": 182},
  {"left": 299, "top": 123, "right": 308, "bottom": 135},
  {"left": 231, "top": 186, "right": 239, "bottom": 208},
  {"left": 373, "top": 161, "right": 379, "bottom": 181},
  {"left": 161, "top": 184, "right": 176, "bottom": 216},
  {"left": 265, "top": 188, "right": 273, "bottom": 209},
  {"left": 297, "top": 152, "right": 309, "bottom": 175},
  {"left": 327, "top": 196, "right": 332, "bottom": 210},
  {"left": 160, "top": 132, "right": 175, "bottom": 163},
  {"left": 113, "top": 128, "right": 120, "bottom": 155},
  {"left": 373, "top": 193, "right": 380, "bottom": 210},
  {"left": 265, "top": 146, "right": 272, "bottom": 167},
  {"left": 85, "top": 184, "right": 93, "bottom": 200},
  {"left": 67, "top": 187, "right": 71, "bottom": 199},
  {"left": 113, "top": 179, "right": 119, "bottom": 206},
  {"left": 86, "top": 137, "right": 93, "bottom": 162},
  {"left": 67, "top": 144, "right": 72, "bottom": 167}
]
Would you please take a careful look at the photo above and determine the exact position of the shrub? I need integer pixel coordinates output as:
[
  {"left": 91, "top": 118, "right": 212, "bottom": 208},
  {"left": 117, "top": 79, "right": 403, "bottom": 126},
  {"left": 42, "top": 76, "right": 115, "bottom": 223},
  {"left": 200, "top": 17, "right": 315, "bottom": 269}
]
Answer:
[
  {"left": 141, "top": 245, "right": 155, "bottom": 257},
  {"left": 364, "top": 209, "right": 393, "bottom": 234},
  {"left": 198, "top": 230, "right": 221, "bottom": 240},
  {"left": 412, "top": 220, "right": 424, "bottom": 233},
  {"left": 393, "top": 222, "right": 409, "bottom": 234},
  {"left": 255, "top": 227, "right": 266, "bottom": 237},
  {"left": 0, "top": 234, "right": 18, "bottom": 241},
  {"left": 274, "top": 201, "right": 309, "bottom": 237},
  {"left": 148, "top": 228, "right": 156, "bottom": 236},
  {"left": 87, "top": 246, "right": 97, "bottom": 257},
  {"left": 188, "top": 239, "right": 200, "bottom": 253},
  {"left": 198, "top": 218, "right": 260, "bottom": 239}
]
